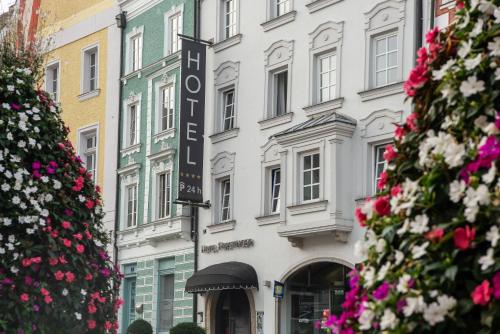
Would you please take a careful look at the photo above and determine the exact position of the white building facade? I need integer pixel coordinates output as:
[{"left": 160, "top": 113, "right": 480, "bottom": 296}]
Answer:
[{"left": 189, "top": 1, "right": 437, "bottom": 333}]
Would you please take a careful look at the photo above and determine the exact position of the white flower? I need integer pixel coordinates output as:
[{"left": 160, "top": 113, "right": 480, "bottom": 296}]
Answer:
[
  {"left": 397, "top": 219, "right": 410, "bottom": 235},
  {"left": 74, "top": 312, "right": 82, "bottom": 320},
  {"left": 424, "top": 302, "right": 446, "bottom": 326},
  {"left": 40, "top": 209, "right": 49, "bottom": 217},
  {"left": 397, "top": 274, "right": 412, "bottom": 293},
  {"left": 62, "top": 288, "right": 69, "bottom": 296},
  {"left": 449, "top": 180, "right": 466, "bottom": 203},
  {"left": 475, "top": 184, "right": 491, "bottom": 205},
  {"left": 394, "top": 250, "right": 404, "bottom": 265},
  {"left": 496, "top": 68, "right": 500, "bottom": 81},
  {"left": 358, "top": 308, "right": 374, "bottom": 330},
  {"left": 470, "top": 19, "right": 484, "bottom": 37},
  {"left": 78, "top": 195, "right": 86, "bottom": 203},
  {"left": 12, "top": 196, "right": 20, "bottom": 205},
  {"left": 477, "top": 0, "right": 496, "bottom": 14},
  {"left": 376, "top": 238, "right": 387, "bottom": 253},
  {"left": 17, "top": 140, "right": 26, "bottom": 148},
  {"left": 2, "top": 103, "right": 10, "bottom": 109},
  {"left": 437, "top": 295, "right": 456, "bottom": 312},
  {"left": 6, "top": 132, "right": 13, "bottom": 140},
  {"left": 464, "top": 54, "right": 482, "bottom": 70},
  {"left": 362, "top": 266, "right": 375, "bottom": 288},
  {"left": 410, "top": 214, "right": 430, "bottom": 234},
  {"left": 380, "top": 309, "right": 398, "bottom": 330},
  {"left": 432, "top": 59, "right": 455, "bottom": 80},
  {"left": 81, "top": 289, "right": 87, "bottom": 296},
  {"left": 377, "top": 262, "right": 391, "bottom": 281},
  {"left": 7, "top": 85, "right": 14, "bottom": 91},
  {"left": 411, "top": 242, "right": 429, "bottom": 259},
  {"left": 478, "top": 248, "right": 495, "bottom": 270},
  {"left": 458, "top": 40, "right": 472, "bottom": 59},
  {"left": 460, "top": 76, "right": 485, "bottom": 97},
  {"left": 441, "top": 85, "right": 456, "bottom": 102},
  {"left": 0, "top": 248, "right": 5, "bottom": 254},
  {"left": 495, "top": 7, "right": 500, "bottom": 23},
  {"left": 41, "top": 176, "right": 49, "bottom": 183},
  {"left": 403, "top": 296, "right": 426, "bottom": 317},
  {"left": 465, "top": 206, "right": 479, "bottom": 222},
  {"left": 354, "top": 240, "right": 369, "bottom": 258},
  {"left": 488, "top": 37, "right": 500, "bottom": 57},
  {"left": 53, "top": 180, "right": 62, "bottom": 189},
  {"left": 482, "top": 165, "right": 496, "bottom": 184},
  {"left": 1, "top": 183, "right": 10, "bottom": 192},
  {"left": 486, "top": 226, "right": 499, "bottom": 247},
  {"left": 26, "top": 228, "right": 34, "bottom": 234}
]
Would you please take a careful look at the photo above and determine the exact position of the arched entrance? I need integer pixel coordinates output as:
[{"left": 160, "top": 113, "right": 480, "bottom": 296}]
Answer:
[
  {"left": 215, "top": 289, "right": 251, "bottom": 334},
  {"left": 279, "top": 261, "right": 350, "bottom": 334}
]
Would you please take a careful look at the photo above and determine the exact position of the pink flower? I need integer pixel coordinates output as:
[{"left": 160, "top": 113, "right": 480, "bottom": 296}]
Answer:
[
  {"left": 87, "top": 320, "right": 96, "bottom": 329},
  {"left": 492, "top": 272, "right": 500, "bottom": 300},
  {"left": 62, "top": 238, "right": 72, "bottom": 248},
  {"left": 383, "top": 144, "right": 397, "bottom": 161},
  {"left": 85, "top": 199, "right": 95, "bottom": 209},
  {"left": 354, "top": 207, "right": 367, "bottom": 227},
  {"left": 104, "top": 321, "right": 113, "bottom": 330},
  {"left": 416, "top": 47, "right": 428, "bottom": 66},
  {"left": 65, "top": 272, "right": 75, "bottom": 283},
  {"left": 377, "top": 170, "right": 388, "bottom": 190},
  {"left": 373, "top": 196, "right": 391, "bottom": 216},
  {"left": 88, "top": 303, "right": 97, "bottom": 314},
  {"left": 84, "top": 273, "right": 93, "bottom": 281},
  {"left": 390, "top": 185, "right": 402, "bottom": 197},
  {"left": 32, "top": 161, "right": 41, "bottom": 170},
  {"left": 425, "top": 228, "right": 445, "bottom": 242},
  {"left": 454, "top": 226, "right": 475, "bottom": 250},
  {"left": 59, "top": 255, "right": 68, "bottom": 264},
  {"left": 456, "top": 0, "right": 464, "bottom": 9},
  {"left": 21, "top": 258, "right": 32, "bottom": 267},
  {"left": 31, "top": 257, "right": 42, "bottom": 264},
  {"left": 373, "top": 282, "right": 390, "bottom": 300},
  {"left": 405, "top": 112, "right": 418, "bottom": 132},
  {"left": 471, "top": 280, "right": 492, "bottom": 305},
  {"left": 20, "top": 293, "right": 29, "bottom": 302},
  {"left": 425, "top": 27, "right": 439, "bottom": 44},
  {"left": 61, "top": 221, "right": 71, "bottom": 229},
  {"left": 44, "top": 295, "right": 53, "bottom": 304},
  {"left": 32, "top": 170, "right": 41, "bottom": 179},
  {"left": 76, "top": 244, "right": 85, "bottom": 254},
  {"left": 404, "top": 65, "right": 428, "bottom": 97},
  {"left": 54, "top": 271, "right": 64, "bottom": 281},
  {"left": 49, "top": 258, "right": 58, "bottom": 266},
  {"left": 394, "top": 125, "right": 405, "bottom": 140},
  {"left": 40, "top": 288, "right": 50, "bottom": 296},
  {"left": 73, "top": 233, "right": 83, "bottom": 240},
  {"left": 10, "top": 103, "right": 22, "bottom": 111}
]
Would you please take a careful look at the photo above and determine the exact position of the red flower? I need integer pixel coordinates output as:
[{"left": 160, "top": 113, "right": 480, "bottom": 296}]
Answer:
[
  {"left": 65, "top": 272, "right": 75, "bottom": 283},
  {"left": 84, "top": 273, "right": 93, "bottom": 281},
  {"left": 383, "top": 144, "right": 397, "bottom": 161},
  {"left": 54, "top": 271, "right": 65, "bottom": 281},
  {"left": 76, "top": 244, "right": 85, "bottom": 254},
  {"left": 62, "top": 238, "right": 72, "bottom": 248},
  {"left": 454, "top": 226, "right": 476, "bottom": 250},
  {"left": 471, "top": 280, "right": 492, "bottom": 305},
  {"left": 20, "top": 293, "right": 29, "bottom": 302},
  {"left": 405, "top": 112, "right": 418, "bottom": 132},
  {"left": 79, "top": 167, "right": 87, "bottom": 175},
  {"left": 404, "top": 65, "right": 428, "bottom": 97},
  {"left": 425, "top": 228, "right": 445, "bottom": 243},
  {"left": 85, "top": 199, "right": 95, "bottom": 209},
  {"left": 104, "top": 321, "right": 113, "bottom": 330},
  {"left": 59, "top": 255, "right": 68, "bottom": 264},
  {"left": 394, "top": 125, "right": 405, "bottom": 140},
  {"left": 390, "top": 185, "right": 402, "bottom": 197},
  {"left": 373, "top": 196, "right": 391, "bottom": 216},
  {"left": 31, "top": 257, "right": 42, "bottom": 264},
  {"left": 21, "top": 258, "right": 32, "bottom": 267},
  {"left": 377, "top": 170, "right": 388, "bottom": 190},
  {"left": 493, "top": 272, "right": 500, "bottom": 300},
  {"left": 40, "top": 288, "right": 50, "bottom": 296},
  {"left": 425, "top": 27, "right": 439, "bottom": 44},
  {"left": 354, "top": 207, "right": 367, "bottom": 227},
  {"left": 88, "top": 303, "right": 97, "bottom": 314},
  {"left": 87, "top": 320, "right": 96, "bottom": 329},
  {"left": 416, "top": 47, "right": 428, "bottom": 66},
  {"left": 49, "top": 258, "right": 58, "bottom": 266},
  {"left": 44, "top": 295, "right": 53, "bottom": 304},
  {"left": 456, "top": 0, "right": 464, "bottom": 9},
  {"left": 50, "top": 230, "right": 59, "bottom": 238},
  {"left": 62, "top": 221, "right": 71, "bottom": 229},
  {"left": 73, "top": 233, "right": 83, "bottom": 240}
]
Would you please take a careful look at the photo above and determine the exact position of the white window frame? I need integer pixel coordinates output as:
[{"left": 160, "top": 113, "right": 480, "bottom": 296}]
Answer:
[
  {"left": 271, "top": 68, "right": 289, "bottom": 118},
  {"left": 118, "top": 169, "right": 140, "bottom": 230},
  {"left": 125, "top": 26, "right": 144, "bottom": 74},
  {"left": 270, "top": 167, "right": 281, "bottom": 213},
  {"left": 125, "top": 183, "right": 138, "bottom": 228},
  {"left": 45, "top": 60, "right": 60, "bottom": 102},
  {"left": 122, "top": 92, "right": 142, "bottom": 149},
  {"left": 363, "top": 0, "right": 405, "bottom": 90},
  {"left": 222, "top": 88, "right": 235, "bottom": 131},
  {"left": 308, "top": 21, "right": 343, "bottom": 108},
  {"left": 210, "top": 152, "right": 235, "bottom": 226},
  {"left": 300, "top": 151, "right": 321, "bottom": 203},
  {"left": 164, "top": 5, "right": 184, "bottom": 56},
  {"left": 317, "top": 52, "right": 337, "bottom": 103},
  {"left": 81, "top": 44, "right": 99, "bottom": 94},
  {"left": 127, "top": 104, "right": 139, "bottom": 147},
  {"left": 373, "top": 143, "right": 389, "bottom": 194},
  {"left": 372, "top": 32, "right": 399, "bottom": 88},
  {"left": 291, "top": 141, "right": 325, "bottom": 205},
  {"left": 217, "top": 0, "right": 239, "bottom": 41},
  {"left": 155, "top": 171, "right": 172, "bottom": 220},
  {"left": 263, "top": 40, "right": 293, "bottom": 121},
  {"left": 219, "top": 178, "right": 231, "bottom": 222},
  {"left": 274, "top": 0, "right": 291, "bottom": 17},
  {"left": 213, "top": 61, "right": 240, "bottom": 134},
  {"left": 159, "top": 84, "right": 175, "bottom": 132},
  {"left": 77, "top": 124, "right": 99, "bottom": 182}
]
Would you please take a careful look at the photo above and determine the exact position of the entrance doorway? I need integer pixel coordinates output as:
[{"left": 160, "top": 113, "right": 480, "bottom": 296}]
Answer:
[
  {"left": 281, "top": 262, "right": 349, "bottom": 334},
  {"left": 215, "top": 289, "right": 251, "bottom": 334}
]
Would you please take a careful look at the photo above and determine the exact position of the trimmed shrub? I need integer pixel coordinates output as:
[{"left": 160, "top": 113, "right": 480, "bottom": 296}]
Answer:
[
  {"left": 127, "top": 319, "right": 153, "bottom": 334},
  {"left": 170, "top": 322, "right": 206, "bottom": 334}
]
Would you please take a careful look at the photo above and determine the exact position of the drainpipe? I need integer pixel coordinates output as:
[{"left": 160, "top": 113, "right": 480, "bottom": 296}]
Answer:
[
  {"left": 113, "top": 11, "right": 126, "bottom": 269},
  {"left": 430, "top": 0, "right": 435, "bottom": 30},
  {"left": 415, "top": 0, "right": 424, "bottom": 64}
]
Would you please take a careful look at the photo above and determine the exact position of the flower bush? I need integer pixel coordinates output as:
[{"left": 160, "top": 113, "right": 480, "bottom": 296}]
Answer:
[
  {"left": 318, "top": 1, "right": 500, "bottom": 333},
  {"left": 0, "top": 33, "right": 121, "bottom": 333}
]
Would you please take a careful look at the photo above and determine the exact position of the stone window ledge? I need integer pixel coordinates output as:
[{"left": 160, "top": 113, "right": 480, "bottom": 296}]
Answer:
[
  {"left": 306, "top": 0, "right": 343, "bottom": 13},
  {"left": 207, "top": 220, "right": 236, "bottom": 233},
  {"left": 258, "top": 112, "right": 294, "bottom": 130},
  {"left": 261, "top": 10, "right": 297, "bottom": 32},
  {"left": 358, "top": 82, "right": 404, "bottom": 102},
  {"left": 78, "top": 89, "right": 100, "bottom": 102},
  {"left": 303, "top": 97, "right": 344, "bottom": 117},
  {"left": 153, "top": 128, "right": 175, "bottom": 143},
  {"left": 255, "top": 213, "right": 282, "bottom": 226},
  {"left": 287, "top": 200, "right": 328, "bottom": 215},
  {"left": 213, "top": 34, "right": 243, "bottom": 53},
  {"left": 209, "top": 128, "right": 239, "bottom": 144},
  {"left": 120, "top": 143, "right": 141, "bottom": 157}
]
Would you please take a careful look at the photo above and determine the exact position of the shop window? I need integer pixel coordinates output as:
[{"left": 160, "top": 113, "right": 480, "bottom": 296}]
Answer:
[{"left": 122, "top": 263, "right": 137, "bottom": 329}]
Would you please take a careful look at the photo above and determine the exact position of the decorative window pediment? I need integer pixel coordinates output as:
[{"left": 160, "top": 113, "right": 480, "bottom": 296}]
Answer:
[
  {"left": 364, "top": 0, "right": 405, "bottom": 30},
  {"left": 359, "top": 108, "right": 402, "bottom": 138},
  {"left": 214, "top": 61, "right": 240, "bottom": 87},
  {"left": 264, "top": 40, "right": 294, "bottom": 68},
  {"left": 309, "top": 21, "right": 343, "bottom": 51},
  {"left": 211, "top": 151, "right": 236, "bottom": 176}
]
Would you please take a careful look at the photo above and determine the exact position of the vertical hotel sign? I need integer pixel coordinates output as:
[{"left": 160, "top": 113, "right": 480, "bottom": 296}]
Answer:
[{"left": 178, "top": 38, "right": 206, "bottom": 202}]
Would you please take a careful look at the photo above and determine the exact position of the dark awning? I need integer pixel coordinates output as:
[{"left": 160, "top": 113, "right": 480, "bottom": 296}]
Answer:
[{"left": 185, "top": 261, "right": 258, "bottom": 293}]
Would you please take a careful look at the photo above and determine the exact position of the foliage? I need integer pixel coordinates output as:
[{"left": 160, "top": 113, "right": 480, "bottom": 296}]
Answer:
[
  {"left": 169, "top": 322, "right": 206, "bottom": 334},
  {"left": 0, "top": 21, "right": 121, "bottom": 334},
  {"left": 126, "top": 319, "right": 153, "bottom": 334},
  {"left": 318, "top": 0, "right": 500, "bottom": 333}
]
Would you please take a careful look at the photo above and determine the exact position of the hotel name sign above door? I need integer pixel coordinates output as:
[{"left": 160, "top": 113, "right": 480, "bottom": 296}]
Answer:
[{"left": 201, "top": 239, "right": 254, "bottom": 254}]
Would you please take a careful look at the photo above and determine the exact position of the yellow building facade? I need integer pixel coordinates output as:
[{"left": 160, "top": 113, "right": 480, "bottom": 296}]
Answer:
[{"left": 38, "top": 0, "right": 121, "bottom": 239}]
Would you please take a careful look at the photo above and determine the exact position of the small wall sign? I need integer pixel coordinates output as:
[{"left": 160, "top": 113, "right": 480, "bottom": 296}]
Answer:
[
  {"left": 273, "top": 281, "right": 285, "bottom": 299},
  {"left": 201, "top": 239, "right": 254, "bottom": 254}
]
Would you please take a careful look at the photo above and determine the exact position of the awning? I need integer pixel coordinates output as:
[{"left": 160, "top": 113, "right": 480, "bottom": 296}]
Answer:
[{"left": 185, "top": 261, "right": 258, "bottom": 293}]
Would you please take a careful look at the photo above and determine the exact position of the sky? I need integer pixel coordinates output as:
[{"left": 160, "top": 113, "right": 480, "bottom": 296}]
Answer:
[{"left": 0, "top": 0, "right": 16, "bottom": 14}]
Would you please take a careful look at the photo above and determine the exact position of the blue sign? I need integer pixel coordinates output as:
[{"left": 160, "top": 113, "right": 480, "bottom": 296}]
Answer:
[{"left": 273, "top": 281, "right": 284, "bottom": 299}]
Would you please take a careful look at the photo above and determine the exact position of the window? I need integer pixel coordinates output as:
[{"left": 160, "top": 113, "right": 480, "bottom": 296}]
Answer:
[
  {"left": 220, "top": 178, "right": 231, "bottom": 222},
  {"left": 126, "top": 184, "right": 138, "bottom": 228},
  {"left": 157, "top": 172, "right": 171, "bottom": 219},
  {"left": 82, "top": 46, "right": 98, "bottom": 93},
  {"left": 131, "top": 35, "right": 142, "bottom": 72},
  {"left": 271, "top": 168, "right": 281, "bottom": 213},
  {"left": 275, "top": 0, "right": 290, "bottom": 16},
  {"left": 160, "top": 85, "right": 175, "bottom": 132},
  {"left": 169, "top": 12, "right": 182, "bottom": 54},
  {"left": 373, "top": 33, "right": 398, "bottom": 87},
  {"left": 122, "top": 264, "right": 137, "bottom": 329},
  {"left": 273, "top": 70, "right": 288, "bottom": 117},
  {"left": 157, "top": 259, "right": 174, "bottom": 332},
  {"left": 302, "top": 153, "right": 320, "bottom": 202},
  {"left": 128, "top": 104, "right": 138, "bottom": 146},
  {"left": 46, "top": 62, "right": 59, "bottom": 102},
  {"left": 223, "top": 0, "right": 237, "bottom": 39},
  {"left": 373, "top": 144, "right": 388, "bottom": 193},
  {"left": 222, "top": 89, "right": 235, "bottom": 131},
  {"left": 318, "top": 53, "right": 336, "bottom": 102},
  {"left": 83, "top": 133, "right": 97, "bottom": 181}
]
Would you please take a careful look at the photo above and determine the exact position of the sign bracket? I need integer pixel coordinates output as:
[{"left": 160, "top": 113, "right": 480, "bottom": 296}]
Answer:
[
  {"left": 178, "top": 33, "right": 213, "bottom": 46},
  {"left": 173, "top": 199, "right": 211, "bottom": 209}
]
